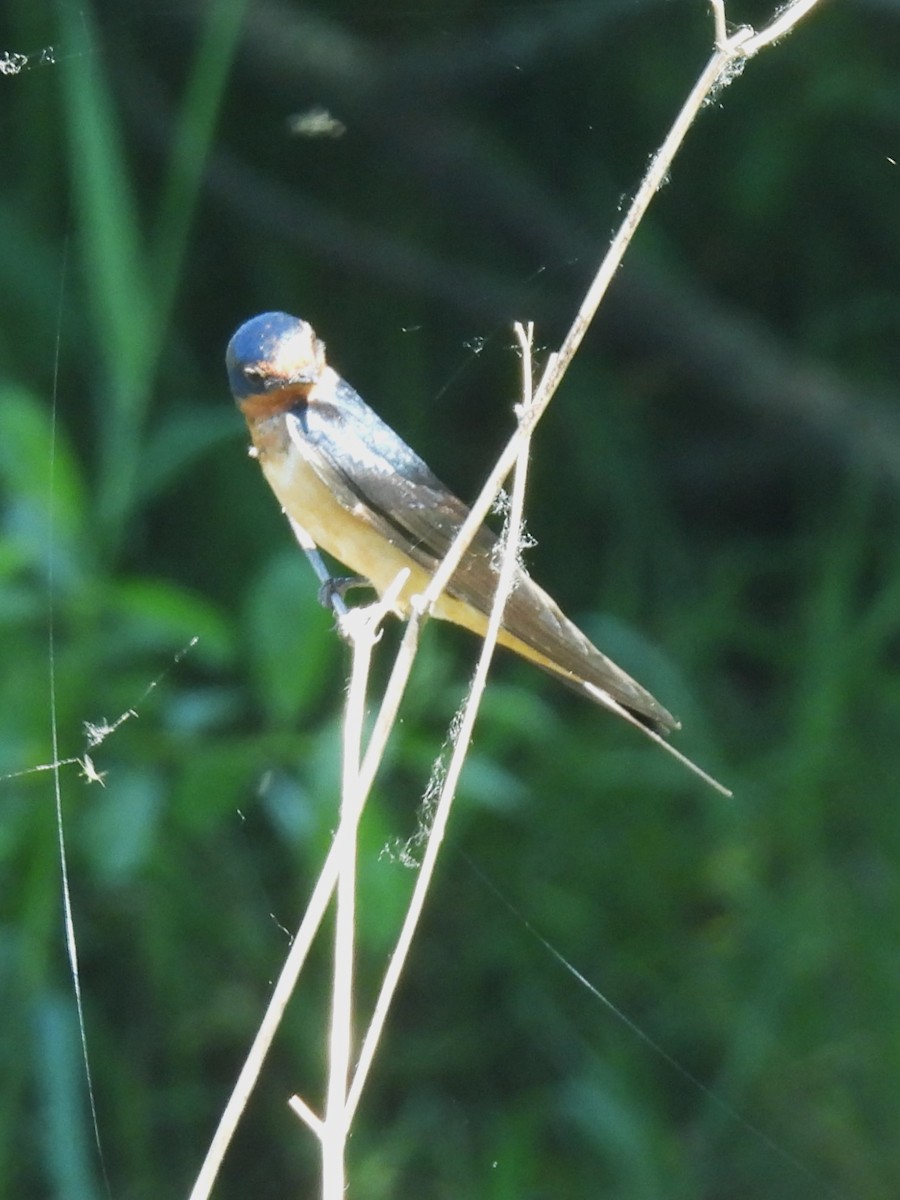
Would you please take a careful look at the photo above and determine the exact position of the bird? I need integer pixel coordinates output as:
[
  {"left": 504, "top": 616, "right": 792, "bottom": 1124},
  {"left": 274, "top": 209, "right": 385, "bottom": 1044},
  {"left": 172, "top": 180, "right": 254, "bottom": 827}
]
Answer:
[{"left": 226, "top": 311, "right": 678, "bottom": 736}]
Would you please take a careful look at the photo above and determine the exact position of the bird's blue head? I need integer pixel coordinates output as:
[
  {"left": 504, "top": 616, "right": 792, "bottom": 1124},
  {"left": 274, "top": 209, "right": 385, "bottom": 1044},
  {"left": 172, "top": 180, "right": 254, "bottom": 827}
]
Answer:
[{"left": 226, "top": 312, "right": 325, "bottom": 403}]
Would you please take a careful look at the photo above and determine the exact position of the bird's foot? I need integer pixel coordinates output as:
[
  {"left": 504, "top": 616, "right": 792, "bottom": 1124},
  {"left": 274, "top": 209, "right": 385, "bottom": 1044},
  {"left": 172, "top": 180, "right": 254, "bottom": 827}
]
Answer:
[{"left": 317, "top": 575, "right": 371, "bottom": 611}]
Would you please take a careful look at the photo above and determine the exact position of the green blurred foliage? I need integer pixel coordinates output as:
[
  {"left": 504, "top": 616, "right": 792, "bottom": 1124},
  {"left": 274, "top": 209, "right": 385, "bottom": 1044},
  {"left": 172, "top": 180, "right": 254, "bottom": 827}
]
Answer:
[{"left": 2, "top": 0, "right": 900, "bottom": 1197}]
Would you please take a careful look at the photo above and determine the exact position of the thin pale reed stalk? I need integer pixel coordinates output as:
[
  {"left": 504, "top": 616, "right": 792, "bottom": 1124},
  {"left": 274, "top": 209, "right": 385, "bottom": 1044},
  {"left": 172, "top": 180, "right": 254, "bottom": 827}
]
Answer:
[
  {"left": 345, "top": 323, "right": 538, "bottom": 1123},
  {"left": 187, "top": 579, "right": 408, "bottom": 1200},
  {"left": 188, "top": 4, "right": 825, "bottom": 1196},
  {"left": 320, "top": 598, "right": 384, "bottom": 1200}
]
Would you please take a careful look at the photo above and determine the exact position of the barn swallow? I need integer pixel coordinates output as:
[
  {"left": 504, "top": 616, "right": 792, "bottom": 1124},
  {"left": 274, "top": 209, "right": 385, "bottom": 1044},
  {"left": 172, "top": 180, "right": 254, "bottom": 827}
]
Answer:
[{"left": 226, "top": 312, "right": 678, "bottom": 735}]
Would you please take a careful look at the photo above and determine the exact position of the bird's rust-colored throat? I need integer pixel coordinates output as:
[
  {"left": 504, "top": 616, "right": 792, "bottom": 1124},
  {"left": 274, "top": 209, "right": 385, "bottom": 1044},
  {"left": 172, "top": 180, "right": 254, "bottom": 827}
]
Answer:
[{"left": 238, "top": 384, "right": 310, "bottom": 423}]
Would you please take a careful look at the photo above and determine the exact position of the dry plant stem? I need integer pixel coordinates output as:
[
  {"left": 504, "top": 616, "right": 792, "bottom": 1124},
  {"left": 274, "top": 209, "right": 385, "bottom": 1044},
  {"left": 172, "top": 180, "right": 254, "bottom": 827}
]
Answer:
[
  {"left": 187, "top": 583, "right": 406, "bottom": 1200},
  {"left": 357, "top": 608, "right": 424, "bottom": 796},
  {"left": 344, "top": 323, "right": 538, "bottom": 1124},
  {"left": 287, "top": 1094, "right": 322, "bottom": 1139},
  {"left": 188, "top": 848, "right": 339, "bottom": 1200},
  {"left": 710, "top": 0, "right": 728, "bottom": 46},
  {"left": 334, "top": 0, "right": 823, "bottom": 854},
  {"left": 740, "top": 0, "right": 823, "bottom": 53},
  {"left": 409, "top": 0, "right": 823, "bottom": 617},
  {"left": 342, "top": 1, "right": 825, "bottom": 1124},
  {"left": 188, "top": 5, "right": 823, "bottom": 1195},
  {"left": 372, "top": 0, "right": 821, "bottom": 794},
  {"left": 321, "top": 603, "right": 377, "bottom": 1200}
]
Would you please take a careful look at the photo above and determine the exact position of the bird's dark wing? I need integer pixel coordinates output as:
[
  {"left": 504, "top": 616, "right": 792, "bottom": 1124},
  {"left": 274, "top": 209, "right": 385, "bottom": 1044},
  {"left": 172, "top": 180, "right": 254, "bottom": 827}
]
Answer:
[{"left": 288, "top": 379, "right": 677, "bottom": 733}]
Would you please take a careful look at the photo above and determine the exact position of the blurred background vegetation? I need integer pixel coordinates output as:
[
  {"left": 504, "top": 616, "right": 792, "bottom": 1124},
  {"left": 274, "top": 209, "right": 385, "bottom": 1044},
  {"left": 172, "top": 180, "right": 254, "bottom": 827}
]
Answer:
[{"left": 3, "top": 0, "right": 900, "bottom": 1196}]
